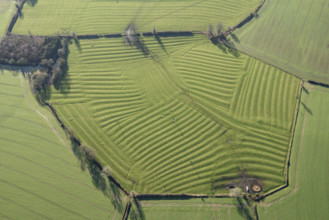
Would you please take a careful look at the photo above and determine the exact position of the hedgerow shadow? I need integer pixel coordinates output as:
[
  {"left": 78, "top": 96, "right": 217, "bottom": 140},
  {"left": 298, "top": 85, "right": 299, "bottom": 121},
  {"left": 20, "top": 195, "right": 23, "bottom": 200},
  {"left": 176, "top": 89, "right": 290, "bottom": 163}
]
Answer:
[
  {"left": 153, "top": 29, "right": 168, "bottom": 55},
  {"left": 53, "top": 40, "right": 71, "bottom": 95},
  {"left": 235, "top": 196, "right": 254, "bottom": 220},
  {"left": 71, "top": 140, "right": 124, "bottom": 213},
  {"left": 16, "top": 5, "right": 24, "bottom": 19},
  {"left": 129, "top": 192, "right": 145, "bottom": 220}
]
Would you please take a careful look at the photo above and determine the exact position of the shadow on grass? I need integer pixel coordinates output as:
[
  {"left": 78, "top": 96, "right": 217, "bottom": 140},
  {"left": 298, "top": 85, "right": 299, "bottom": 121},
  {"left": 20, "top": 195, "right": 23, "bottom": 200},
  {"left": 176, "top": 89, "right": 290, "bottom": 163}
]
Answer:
[
  {"left": 26, "top": 0, "right": 38, "bottom": 7},
  {"left": 154, "top": 33, "right": 168, "bottom": 55},
  {"left": 301, "top": 102, "right": 313, "bottom": 115},
  {"left": 16, "top": 5, "right": 24, "bottom": 19},
  {"left": 231, "top": 32, "right": 240, "bottom": 44},
  {"left": 71, "top": 141, "right": 124, "bottom": 213},
  {"left": 129, "top": 193, "right": 145, "bottom": 220},
  {"left": 302, "top": 86, "right": 309, "bottom": 94},
  {"left": 235, "top": 197, "right": 254, "bottom": 220},
  {"left": 124, "top": 24, "right": 150, "bottom": 57},
  {"left": 210, "top": 35, "right": 240, "bottom": 57},
  {"left": 72, "top": 37, "right": 82, "bottom": 52},
  {"left": 53, "top": 41, "right": 71, "bottom": 95}
]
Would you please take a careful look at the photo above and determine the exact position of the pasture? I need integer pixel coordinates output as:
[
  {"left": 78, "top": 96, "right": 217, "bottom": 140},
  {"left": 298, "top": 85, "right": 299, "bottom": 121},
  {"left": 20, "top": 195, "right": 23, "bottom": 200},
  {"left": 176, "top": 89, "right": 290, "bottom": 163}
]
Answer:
[
  {"left": 0, "top": 71, "right": 125, "bottom": 219},
  {"left": 49, "top": 35, "right": 301, "bottom": 195},
  {"left": 257, "top": 84, "right": 329, "bottom": 219},
  {"left": 236, "top": 0, "right": 329, "bottom": 83},
  {"left": 13, "top": 0, "right": 262, "bottom": 35},
  {"left": 142, "top": 197, "right": 246, "bottom": 220}
]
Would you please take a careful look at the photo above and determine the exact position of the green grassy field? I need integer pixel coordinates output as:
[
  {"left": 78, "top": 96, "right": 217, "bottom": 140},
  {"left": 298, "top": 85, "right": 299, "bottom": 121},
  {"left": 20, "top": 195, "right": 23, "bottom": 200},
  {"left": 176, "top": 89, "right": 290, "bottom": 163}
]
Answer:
[
  {"left": 0, "top": 0, "right": 14, "bottom": 36},
  {"left": 49, "top": 35, "right": 301, "bottom": 195},
  {"left": 256, "top": 84, "right": 329, "bottom": 220},
  {"left": 0, "top": 70, "right": 126, "bottom": 219},
  {"left": 141, "top": 198, "right": 246, "bottom": 220},
  {"left": 236, "top": 0, "right": 329, "bottom": 83},
  {"left": 13, "top": 0, "right": 262, "bottom": 35}
]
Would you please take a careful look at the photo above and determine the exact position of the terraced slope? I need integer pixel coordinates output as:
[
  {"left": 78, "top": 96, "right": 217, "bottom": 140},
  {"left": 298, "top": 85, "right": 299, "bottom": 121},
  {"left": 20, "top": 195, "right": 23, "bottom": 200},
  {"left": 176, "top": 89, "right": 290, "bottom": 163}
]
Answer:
[
  {"left": 0, "top": 71, "right": 125, "bottom": 219},
  {"left": 50, "top": 35, "right": 301, "bottom": 195},
  {"left": 13, "top": 0, "right": 262, "bottom": 35},
  {"left": 236, "top": 0, "right": 329, "bottom": 83}
]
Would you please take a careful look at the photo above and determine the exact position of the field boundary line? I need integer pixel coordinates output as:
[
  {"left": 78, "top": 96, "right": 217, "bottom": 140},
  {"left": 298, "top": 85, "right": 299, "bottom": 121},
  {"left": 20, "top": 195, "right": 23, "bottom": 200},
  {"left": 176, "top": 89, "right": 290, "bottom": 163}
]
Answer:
[{"left": 140, "top": 203, "right": 235, "bottom": 208}]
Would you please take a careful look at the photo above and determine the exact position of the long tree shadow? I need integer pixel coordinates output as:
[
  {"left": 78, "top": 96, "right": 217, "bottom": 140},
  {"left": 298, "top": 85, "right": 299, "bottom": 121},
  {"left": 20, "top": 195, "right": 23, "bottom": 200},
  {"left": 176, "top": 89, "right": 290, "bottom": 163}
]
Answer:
[
  {"left": 301, "top": 102, "right": 313, "bottom": 115},
  {"left": 124, "top": 24, "right": 149, "bottom": 57},
  {"left": 153, "top": 30, "right": 168, "bottom": 55},
  {"left": 129, "top": 192, "right": 145, "bottom": 220},
  {"left": 235, "top": 196, "right": 254, "bottom": 220},
  {"left": 16, "top": 4, "right": 24, "bottom": 19},
  {"left": 71, "top": 37, "right": 82, "bottom": 52},
  {"left": 71, "top": 141, "right": 124, "bottom": 213},
  {"left": 302, "top": 86, "right": 309, "bottom": 94},
  {"left": 231, "top": 32, "right": 240, "bottom": 44}
]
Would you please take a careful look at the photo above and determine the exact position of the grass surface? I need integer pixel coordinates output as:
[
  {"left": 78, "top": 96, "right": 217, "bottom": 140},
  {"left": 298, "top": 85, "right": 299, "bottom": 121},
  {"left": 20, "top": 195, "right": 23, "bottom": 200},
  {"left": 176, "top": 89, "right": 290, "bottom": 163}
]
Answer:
[
  {"left": 49, "top": 35, "right": 301, "bottom": 195},
  {"left": 257, "top": 84, "right": 329, "bottom": 220},
  {"left": 141, "top": 197, "right": 245, "bottom": 220},
  {"left": 13, "top": 0, "right": 262, "bottom": 35},
  {"left": 0, "top": 70, "right": 125, "bottom": 219},
  {"left": 236, "top": 0, "right": 329, "bottom": 83},
  {"left": 0, "top": 0, "right": 14, "bottom": 36}
]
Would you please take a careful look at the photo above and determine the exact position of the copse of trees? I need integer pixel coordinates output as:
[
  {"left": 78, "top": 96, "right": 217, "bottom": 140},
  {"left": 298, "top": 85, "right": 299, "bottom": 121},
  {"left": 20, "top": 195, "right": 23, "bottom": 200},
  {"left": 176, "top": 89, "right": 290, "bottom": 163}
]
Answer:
[
  {"left": 207, "top": 23, "right": 239, "bottom": 57},
  {"left": 0, "top": 34, "right": 69, "bottom": 99},
  {"left": 0, "top": 34, "right": 45, "bottom": 66},
  {"left": 0, "top": 34, "right": 67, "bottom": 69}
]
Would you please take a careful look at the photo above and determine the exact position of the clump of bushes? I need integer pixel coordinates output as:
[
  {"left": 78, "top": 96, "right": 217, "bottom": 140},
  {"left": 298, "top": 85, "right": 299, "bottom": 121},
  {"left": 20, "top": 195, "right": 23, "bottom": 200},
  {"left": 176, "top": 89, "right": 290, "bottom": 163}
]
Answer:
[
  {"left": 31, "top": 70, "right": 49, "bottom": 92},
  {"left": 80, "top": 144, "right": 97, "bottom": 161},
  {"left": 102, "top": 166, "right": 112, "bottom": 177}
]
